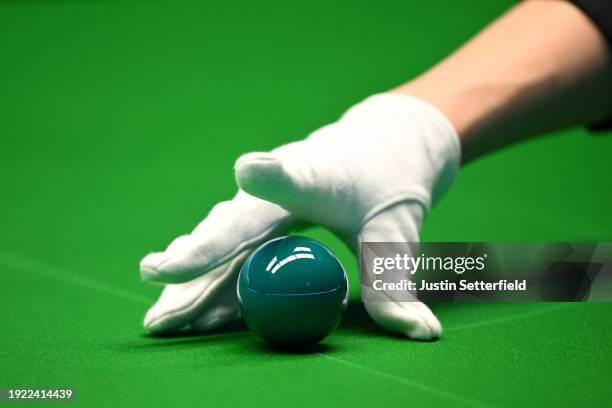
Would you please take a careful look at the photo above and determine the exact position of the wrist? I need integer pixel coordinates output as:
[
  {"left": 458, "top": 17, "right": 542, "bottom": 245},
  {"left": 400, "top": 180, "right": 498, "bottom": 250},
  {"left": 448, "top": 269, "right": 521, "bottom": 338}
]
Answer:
[{"left": 392, "top": 77, "right": 503, "bottom": 163}]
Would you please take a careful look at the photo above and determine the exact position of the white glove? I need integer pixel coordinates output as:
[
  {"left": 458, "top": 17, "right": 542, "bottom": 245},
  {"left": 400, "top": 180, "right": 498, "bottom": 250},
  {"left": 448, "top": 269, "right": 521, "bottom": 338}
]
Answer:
[{"left": 140, "top": 93, "right": 460, "bottom": 340}]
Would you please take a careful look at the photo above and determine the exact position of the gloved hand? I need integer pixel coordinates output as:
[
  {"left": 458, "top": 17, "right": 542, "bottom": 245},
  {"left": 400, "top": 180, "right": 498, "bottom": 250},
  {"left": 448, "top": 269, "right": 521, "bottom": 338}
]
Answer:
[{"left": 140, "top": 93, "right": 460, "bottom": 340}]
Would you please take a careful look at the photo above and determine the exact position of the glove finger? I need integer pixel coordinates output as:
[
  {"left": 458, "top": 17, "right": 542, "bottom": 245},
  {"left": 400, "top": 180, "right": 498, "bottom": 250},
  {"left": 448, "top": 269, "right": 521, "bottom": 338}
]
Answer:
[
  {"left": 144, "top": 250, "right": 248, "bottom": 334},
  {"left": 190, "top": 282, "right": 240, "bottom": 333},
  {"left": 140, "top": 191, "right": 291, "bottom": 284},
  {"left": 363, "top": 301, "right": 442, "bottom": 340},
  {"left": 353, "top": 201, "right": 442, "bottom": 340}
]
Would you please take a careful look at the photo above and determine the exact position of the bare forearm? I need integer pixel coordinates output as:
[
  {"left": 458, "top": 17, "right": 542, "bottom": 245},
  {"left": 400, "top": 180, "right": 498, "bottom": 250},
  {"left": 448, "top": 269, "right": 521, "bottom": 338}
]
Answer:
[{"left": 394, "top": 0, "right": 612, "bottom": 163}]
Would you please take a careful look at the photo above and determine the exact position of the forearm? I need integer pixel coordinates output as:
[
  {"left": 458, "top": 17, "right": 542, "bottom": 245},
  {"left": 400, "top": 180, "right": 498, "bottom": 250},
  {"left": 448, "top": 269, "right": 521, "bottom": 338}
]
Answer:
[{"left": 394, "top": 0, "right": 612, "bottom": 163}]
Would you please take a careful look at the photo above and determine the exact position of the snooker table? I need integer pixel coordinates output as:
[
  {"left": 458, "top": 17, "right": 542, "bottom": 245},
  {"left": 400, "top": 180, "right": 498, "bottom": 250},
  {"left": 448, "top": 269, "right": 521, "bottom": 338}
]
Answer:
[{"left": 1, "top": 0, "right": 611, "bottom": 406}]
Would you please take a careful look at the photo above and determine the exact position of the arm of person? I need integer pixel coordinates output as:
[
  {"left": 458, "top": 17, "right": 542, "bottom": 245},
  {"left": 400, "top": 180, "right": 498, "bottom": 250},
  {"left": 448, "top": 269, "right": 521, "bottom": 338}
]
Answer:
[{"left": 395, "top": 0, "right": 612, "bottom": 163}]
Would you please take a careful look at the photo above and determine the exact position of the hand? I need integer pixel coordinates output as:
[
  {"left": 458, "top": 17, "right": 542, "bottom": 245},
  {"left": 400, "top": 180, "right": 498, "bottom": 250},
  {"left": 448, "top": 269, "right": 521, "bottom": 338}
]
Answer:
[{"left": 140, "top": 93, "right": 460, "bottom": 340}]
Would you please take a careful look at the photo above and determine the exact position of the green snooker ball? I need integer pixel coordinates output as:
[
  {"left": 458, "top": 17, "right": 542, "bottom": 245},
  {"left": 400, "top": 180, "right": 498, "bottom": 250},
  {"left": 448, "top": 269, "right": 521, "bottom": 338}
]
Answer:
[{"left": 238, "top": 236, "right": 348, "bottom": 348}]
